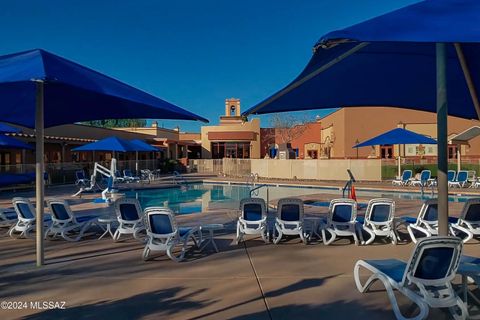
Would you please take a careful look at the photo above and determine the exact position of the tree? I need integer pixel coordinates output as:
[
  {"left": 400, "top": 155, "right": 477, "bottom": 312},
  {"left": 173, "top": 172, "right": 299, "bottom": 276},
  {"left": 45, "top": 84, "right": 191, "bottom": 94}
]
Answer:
[
  {"left": 81, "top": 119, "right": 147, "bottom": 128},
  {"left": 266, "top": 114, "right": 310, "bottom": 144}
]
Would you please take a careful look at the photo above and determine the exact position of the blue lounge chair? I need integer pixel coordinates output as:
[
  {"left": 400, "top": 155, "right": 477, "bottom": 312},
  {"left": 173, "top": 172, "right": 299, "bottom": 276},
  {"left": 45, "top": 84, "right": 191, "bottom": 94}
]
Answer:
[
  {"left": 449, "top": 170, "right": 468, "bottom": 188},
  {"left": 458, "top": 255, "right": 480, "bottom": 305},
  {"left": 405, "top": 199, "right": 472, "bottom": 243},
  {"left": 322, "top": 198, "right": 359, "bottom": 245},
  {"left": 142, "top": 207, "right": 200, "bottom": 262},
  {"left": 355, "top": 236, "right": 467, "bottom": 320},
  {"left": 9, "top": 197, "right": 51, "bottom": 239},
  {"left": 359, "top": 198, "right": 397, "bottom": 245},
  {"left": 447, "top": 170, "right": 456, "bottom": 184},
  {"left": 114, "top": 170, "right": 125, "bottom": 183},
  {"left": 113, "top": 198, "right": 145, "bottom": 242},
  {"left": 123, "top": 169, "right": 140, "bottom": 183},
  {"left": 449, "top": 198, "right": 480, "bottom": 242},
  {"left": 75, "top": 170, "right": 90, "bottom": 187},
  {"left": 273, "top": 198, "right": 306, "bottom": 244},
  {"left": 410, "top": 170, "right": 433, "bottom": 187},
  {"left": 236, "top": 198, "right": 268, "bottom": 244},
  {"left": 46, "top": 199, "right": 99, "bottom": 241},
  {"left": 392, "top": 170, "right": 413, "bottom": 186},
  {"left": 0, "top": 208, "right": 17, "bottom": 232}
]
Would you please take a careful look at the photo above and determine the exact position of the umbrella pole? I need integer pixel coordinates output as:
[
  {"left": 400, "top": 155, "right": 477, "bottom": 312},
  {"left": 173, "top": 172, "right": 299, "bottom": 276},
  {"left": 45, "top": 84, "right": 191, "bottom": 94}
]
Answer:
[
  {"left": 397, "top": 156, "right": 401, "bottom": 178},
  {"left": 136, "top": 151, "right": 138, "bottom": 175},
  {"left": 35, "top": 80, "right": 45, "bottom": 266},
  {"left": 436, "top": 43, "right": 448, "bottom": 236},
  {"left": 457, "top": 147, "right": 461, "bottom": 172}
]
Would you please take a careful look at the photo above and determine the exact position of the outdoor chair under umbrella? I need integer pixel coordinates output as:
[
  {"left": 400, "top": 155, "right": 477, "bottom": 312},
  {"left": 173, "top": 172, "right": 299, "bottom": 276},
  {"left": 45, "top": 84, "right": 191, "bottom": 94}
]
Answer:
[
  {"left": 0, "top": 49, "right": 208, "bottom": 266},
  {"left": 243, "top": 0, "right": 480, "bottom": 235}
]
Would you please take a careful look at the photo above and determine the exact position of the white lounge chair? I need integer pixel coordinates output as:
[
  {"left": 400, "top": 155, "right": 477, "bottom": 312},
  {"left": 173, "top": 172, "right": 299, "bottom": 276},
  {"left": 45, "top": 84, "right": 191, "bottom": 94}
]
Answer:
[
  {"left": 273, "top": 198, "right": 306, "bottom": 244},
  {"left": 449, "top": 198, "right": 480, "bottom": 242},
  {"left": 360, "top": 198, "right": 397, "bottom": 245},
  {"left": 0, "top": 208, "right": 17, "bottom": 233},
  {"left": 447, "top": 170, "right": 457, "bottom": 188},
  {"left": 449, "top": 170, "right": 468, "bottom": 188},
  {"left": 236, "top": 198, "right": 268, "bottom": 244},
  {"left": 410, "top": 170, "right": 432, "bottom": 187},
  {"left": 113, "top": 198, "right": 145, "bottom": 242},
  {"left": 114, "top": 170, "right": 125, "bottom": 184},
  {"left": 75, "top": 170, "right": 90, "bottom": 187},
  {"left": 46, "top": 199, "right": 98, "bottom": 241},
  {"left": 354, "top": 236, "right": 467, "bottom": 320},
  {"left": 392, "top": 170, "right": 413, "bottom": 186},
  {"left": 459, "top": 255, "right": 480, "bottom": 305},
  {"left": 406, "top": 199, "right": 472, "bottom": 243},
  {"left": 142, "top": 207, "right": 200, "bottom": 262},
  {"left": 123, "top": 169, "right": 140, "bottom": 183},
  {"left": 9, "top": 197, "right": 50, "bottom": 239},
  {"left": 322, "top": 198, "right": 359, "bottom": 245}
]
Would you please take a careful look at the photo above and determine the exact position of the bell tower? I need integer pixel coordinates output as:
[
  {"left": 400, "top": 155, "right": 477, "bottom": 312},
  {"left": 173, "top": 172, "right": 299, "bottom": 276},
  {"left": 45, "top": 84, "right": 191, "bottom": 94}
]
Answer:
[{"left": 225, "top": 98, "right": 241, "bottom": 117}]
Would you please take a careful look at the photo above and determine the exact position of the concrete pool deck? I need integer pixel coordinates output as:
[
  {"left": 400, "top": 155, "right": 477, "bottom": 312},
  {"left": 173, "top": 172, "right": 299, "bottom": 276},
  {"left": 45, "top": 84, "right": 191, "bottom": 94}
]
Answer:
[{"left": 0, "top": 178, "right": 479, "bottom": 319}]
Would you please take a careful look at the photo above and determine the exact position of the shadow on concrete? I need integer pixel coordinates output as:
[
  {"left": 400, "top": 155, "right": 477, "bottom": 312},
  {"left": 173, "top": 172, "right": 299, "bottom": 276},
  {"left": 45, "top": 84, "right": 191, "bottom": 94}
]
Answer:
[{"left": 21, "top": 286, "right": 217, "bottom": 320}]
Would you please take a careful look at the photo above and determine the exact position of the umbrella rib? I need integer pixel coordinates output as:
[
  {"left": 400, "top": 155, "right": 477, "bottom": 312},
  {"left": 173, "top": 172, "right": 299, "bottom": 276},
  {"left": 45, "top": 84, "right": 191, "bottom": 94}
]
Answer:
[
  {"left": 245, "top": 42, "right": 370, "bottom": 115},
  {"left": 454, "top": 43, "right": 480, "bottom": 120}
]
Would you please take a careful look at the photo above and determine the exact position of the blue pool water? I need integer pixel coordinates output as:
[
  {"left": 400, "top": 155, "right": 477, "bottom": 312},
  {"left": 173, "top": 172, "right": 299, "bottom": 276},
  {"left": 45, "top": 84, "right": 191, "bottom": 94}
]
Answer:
[{"left": 125, "top": 183, "right": 478, "bottom": 215}]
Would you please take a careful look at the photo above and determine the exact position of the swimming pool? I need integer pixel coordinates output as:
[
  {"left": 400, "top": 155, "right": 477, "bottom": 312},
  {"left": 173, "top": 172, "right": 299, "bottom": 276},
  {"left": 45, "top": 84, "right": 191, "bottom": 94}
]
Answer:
[{"left": 125, "top": 182, "right": 478, "bottom": 214}]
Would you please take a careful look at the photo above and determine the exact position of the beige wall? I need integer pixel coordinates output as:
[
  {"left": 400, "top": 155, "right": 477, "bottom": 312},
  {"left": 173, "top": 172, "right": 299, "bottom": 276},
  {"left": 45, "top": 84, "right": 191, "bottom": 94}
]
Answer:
[
  {"left": 250, "top": 159, "right": 382, "bottom": 181},
  {"left": 113, "top": 126, "right": 179, "bottom": 141},
  {"left": 201, "top": 118, "right": 261, "bottom": 159}
]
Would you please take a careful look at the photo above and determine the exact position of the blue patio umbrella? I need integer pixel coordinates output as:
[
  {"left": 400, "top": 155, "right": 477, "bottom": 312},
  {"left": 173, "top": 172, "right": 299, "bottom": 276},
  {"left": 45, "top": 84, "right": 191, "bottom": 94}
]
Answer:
[
  {"left": 353, "top": 128, "right": 437, "bottom": 148},
  {"left": 353, "top": 128, "right": 437, "bottom": 177},
  {"left": 72, "top": 136, "right": 139, "bottom": 152},
  {"left": 0, "top": 135, "right": 33, "bottom": 149},
  {"left": 129, "top": 139, "right": 159, "bottom": 152},
  {"left": 243, "top": 0, "right": 480, "bottom": 235},
  {"left": 0, "top": 49, "right": 208, "bottom": 266},
  {"left": 0, "top": 123, "right": 20, "bottom": 133}
]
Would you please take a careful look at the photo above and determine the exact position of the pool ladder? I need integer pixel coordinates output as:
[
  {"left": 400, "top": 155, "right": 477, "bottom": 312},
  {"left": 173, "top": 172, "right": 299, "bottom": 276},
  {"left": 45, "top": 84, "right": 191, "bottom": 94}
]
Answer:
[
  {"left": 172, "top": 171, "right": 187, "bottom": 186},
  {"left": 250, "top": 184, "right": 269, "bottom": 206}
]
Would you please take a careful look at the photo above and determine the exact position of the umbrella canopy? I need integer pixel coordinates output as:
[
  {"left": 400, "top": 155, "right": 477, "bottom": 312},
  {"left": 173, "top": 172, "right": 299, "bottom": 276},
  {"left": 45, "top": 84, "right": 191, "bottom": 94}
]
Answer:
[
  {"left": 0, "top": 135, "right": 33, "bottom": 149},
  {"left": 72, "top": 136, "right": 143, "bottom": 152},
  {"left": 242, "top": 0, "right": 480, "bottom": 237},
  {"left": 0, "top": 123, "right": 20, "bottom": 133},
  {"left": 354, "top": 128, "right": 437, "bottom": 148},
  {"left": 0, "top": 49, "right": 208, "bottom": 127},
  {"left": 243, "top": 0, "right": 480, "bottom": 118},
  {"left": 129, "top": 139, "right": 159, "bottom": 152}
]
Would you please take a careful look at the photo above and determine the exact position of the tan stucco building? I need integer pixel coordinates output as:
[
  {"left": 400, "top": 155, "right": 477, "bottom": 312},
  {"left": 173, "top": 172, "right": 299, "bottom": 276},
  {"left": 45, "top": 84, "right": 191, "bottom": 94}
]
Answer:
[
  {"left": 201, "top": 98, "right": 261, "bottom": 159},
  {"left": 313, "top": 107, "right": 480, "bottom": 159}
]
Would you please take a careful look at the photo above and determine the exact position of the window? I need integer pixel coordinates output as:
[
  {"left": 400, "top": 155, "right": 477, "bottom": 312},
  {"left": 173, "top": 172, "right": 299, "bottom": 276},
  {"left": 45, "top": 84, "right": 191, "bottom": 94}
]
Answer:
[{"left": 211, "top": 142, "right": 250, "bottom": 159}]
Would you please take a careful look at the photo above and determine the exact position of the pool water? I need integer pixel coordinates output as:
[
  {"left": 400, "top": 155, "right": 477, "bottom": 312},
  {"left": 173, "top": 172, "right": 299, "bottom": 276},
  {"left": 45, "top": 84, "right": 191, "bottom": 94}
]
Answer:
[{"left": 125, "top": 183, "right": 478, "bottom": 215}]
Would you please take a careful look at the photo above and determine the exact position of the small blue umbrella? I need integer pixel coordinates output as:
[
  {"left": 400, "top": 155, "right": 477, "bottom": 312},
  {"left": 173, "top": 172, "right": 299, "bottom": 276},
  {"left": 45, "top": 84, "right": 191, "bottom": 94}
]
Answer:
[
  {"left": 0, "top": 135, "right": 33, "bottom": 149},
  {"left": 354, "top": 128, "right": 437, "bottom": 177},
  {"left": 72, "top": 136, "right": 138, "bottom": 152},
  {"left": 353, "top": 128, "right": 437, "bottom": 148},
  {"left": 129, "top": 139, "right": 159, "bottom": 152},
  {"left": 243, "top": 0, "right": 480, "bottom": 235}
]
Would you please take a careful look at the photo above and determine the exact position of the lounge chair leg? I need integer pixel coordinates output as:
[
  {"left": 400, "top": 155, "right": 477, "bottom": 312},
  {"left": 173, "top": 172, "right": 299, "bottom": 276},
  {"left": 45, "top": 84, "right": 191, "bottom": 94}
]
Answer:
[
  {"left": 142, "top": 245, "right": 151, "bottom": 261},
  {"left": 273, "top": 225, "right": 282, "bottom": 244},
  {"left": 322, "top": 228, "right": 336, "bottom": 246}
]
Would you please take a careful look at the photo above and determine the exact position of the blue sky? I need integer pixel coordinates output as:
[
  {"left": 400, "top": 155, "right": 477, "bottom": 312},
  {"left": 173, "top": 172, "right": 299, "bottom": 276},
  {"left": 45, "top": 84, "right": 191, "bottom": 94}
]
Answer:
[{"left": 0, "top": 0, "right": 419, "bottom": 132}]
